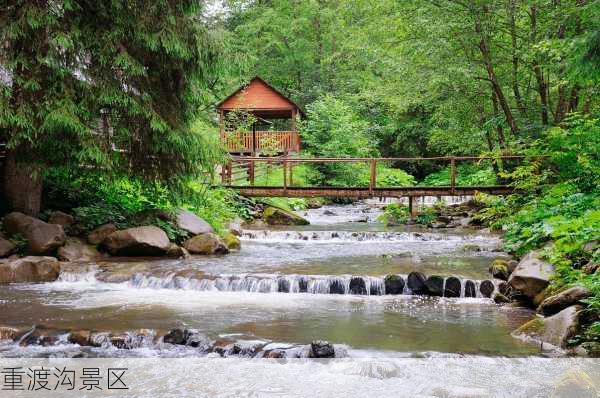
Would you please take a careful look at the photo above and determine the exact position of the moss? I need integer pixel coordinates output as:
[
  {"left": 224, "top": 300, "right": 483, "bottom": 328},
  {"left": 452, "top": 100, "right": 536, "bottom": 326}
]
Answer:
[
  {"left": 222, "top": 232, "right": 241, "bottom": 250},
  {"left": 516, "top": 317, "right": 546, "bottom": 335},
  {"left": 263, "top": 206, "right": 309, "bottom": 226}
]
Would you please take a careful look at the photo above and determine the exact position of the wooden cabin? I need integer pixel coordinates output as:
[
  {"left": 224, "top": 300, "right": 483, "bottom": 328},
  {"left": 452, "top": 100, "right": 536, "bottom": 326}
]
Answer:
[{"left": 217, "top": 77, "right": 303, "bottom": 155}]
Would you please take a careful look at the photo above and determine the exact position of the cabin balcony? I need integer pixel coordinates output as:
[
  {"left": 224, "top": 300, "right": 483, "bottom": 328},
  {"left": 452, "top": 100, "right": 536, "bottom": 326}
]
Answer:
[{"left": 222, "top": 131, "right": 300, "bottom": 154}]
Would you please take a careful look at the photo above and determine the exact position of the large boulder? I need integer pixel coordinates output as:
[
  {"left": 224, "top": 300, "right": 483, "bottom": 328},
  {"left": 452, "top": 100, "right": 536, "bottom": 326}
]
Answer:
[
  {"left": 0, "top": 256, "right": 60, "bottom": 283},
  {"left": 508, "top": 251, "right": 554, "bottom": 298},
  {"left": 176, "top": 209, "right": 214, "bottom": 235},
  {"left": 183, "top": 233, "right": 229, "bottom": 255},
  {"left": 101, "top": 226, "right": 170, "bottom": 256},
  {"left": 538, "top": 286, "right": 590, "bottom": 316},
  {"left": 425, "top": 275, "right": 444, "bottom": 296},
  {"left": 407, "top": 271, "right": 427, "bottom": 294},
  {"left": 384, "top": 275, "right": 405, "bottom": 295},
  {"left": 87, "top": 224, "right": 117, "bottom": 245},
  {"left": 57, "top": 237, "right": 100, "bottom": 262},
  {"left": 513, "top": 305, "right": 582, "bottom": 348},
  {"left": 348, "top": 277, "right": 367, "bottom": 295},
  {"left": 444, "top": 277, "right": 462, "bottom": 298},
  {"left": 3, "top": 212, "right": 66, "bottom": 255},
  {"left": 0, "top": 237, "right": 16, "bottom": 258},
  {"left": 223, "top": 232, "right": 241, "bottom": 250},
  {"left": 263, "top": 206, "right": 309, "bottom": 226},
  {"left": 48, "top": 211, "right": 74, "bottom": 227}
]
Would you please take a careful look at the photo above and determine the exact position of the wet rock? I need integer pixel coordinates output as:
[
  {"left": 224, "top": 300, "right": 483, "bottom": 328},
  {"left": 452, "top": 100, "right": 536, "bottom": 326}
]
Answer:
[
  {"left": 18, "top": 326, "right": 64, "bottom": 347},
  {"left": 489, "top": 259, "right": 509, "bottom": 281},
  {"left": 538, "top": 286, "right": 590, "bottom": 316},
  {"left": 582, "top": 261, "right": 598, "bottom": 275},
  {"left": 0, "top": 237, "right": 16, "bottom": 258},
  {"left": 551, "top": 369, "right": 598, "bottom": 398},
  {"left": 3, "top": 212, "right": 66, "bottom": 255},
  {"left": 87, "top": 224, "right": 117, "bottom": 245},
  {"left": 226, "top": 218, "right": 244, "bottom": 237},
  {"left": 323, "top": 210, "right": 337, "bottom": 216},
  {"left": 101, "top": 226, "right": 170, "bottom": 256},
  {"left": 513, "top": 305, "right": 582, "bottom": 348},
  {"left": 309, "top": 340, "right": 335, "bottom": 358},
  {"left": 493, "top": 293, "right": 511, "bottom": 304},
  {"left": 57, "top": 237, "right": 99, "bottom": 262},
  {"left": 183, "top": 233, "right": 229, "bottom": 255},
  {"left": 163, "top": 328, "right": 186, "bottom": 345},
  {"left": 329, "top": 279, "right": 345, "bottom": 294},
  {"left": 508, "top": 250, "right": 554, "bottom": 299},
  {"left": 264, "top": 349, "right": 285, "bottom": 358},
  {"left": 68, "top": 330, "right": 93, "bottom": 346},
  {"left": 464, "top": 280, "right": 477, "bottom": 298},
  {"left": 349, "top": 277, "right": 367, "bottom": 295},
  {"left": 444, "top": 277, "right": 461, "bottom": 298},
  {"left": 0, "top": 256, "right": 60, "bottom": 283},
  {"left": 176, "top": 209, "right": 214, "bottom": 235},
  {"left": 498, "top": 281, "right": 512, "bottom": 297},
  {"left": 407, "top": 271, "right": 427, "bottom": 295},
  {"left": 425, "top": 275, "right": 444, "bottom": 296},
  {"left": 185, "top": 330, "right": 210, "bottom": 349},
  {"left": 461, "top": 244, "right": 481, "bottom": 252},
  {"left": 429, "top": 222, "right": 447, "bottom": 229},
  {"left": 507, "top": 260, "right": 519, "bottom": 273},
  {"left": 278, "top": 278, "right": 290, "bottom": 293},
  {"left": 479, "top": 280, "right": 495, "bottom": 298},
  {"left": 298, "top": 277, "right": 308, "bottom": 293},
  {"left": 263, "top": 206, "right": 309, "bottom": 226},
  {"left": 384, "top": 275, "right": 405, "bottom": 295},
  {"left": 223, "top": 232, "right": 241, "bottom": 250},
  {"left": 48, "top": 211, "right": 74, "bottom": 227}
]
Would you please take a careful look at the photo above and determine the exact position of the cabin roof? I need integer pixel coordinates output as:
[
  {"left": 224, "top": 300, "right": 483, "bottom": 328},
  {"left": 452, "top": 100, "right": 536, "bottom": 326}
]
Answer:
[{"left": 217, "top": 76, "right": 304, "bottom": 118}]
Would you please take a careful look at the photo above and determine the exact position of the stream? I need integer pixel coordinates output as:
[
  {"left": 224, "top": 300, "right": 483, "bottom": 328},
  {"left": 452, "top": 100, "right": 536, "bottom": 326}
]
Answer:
[{"left": 3, "top": 201, "right": 594, "bottom": 396}]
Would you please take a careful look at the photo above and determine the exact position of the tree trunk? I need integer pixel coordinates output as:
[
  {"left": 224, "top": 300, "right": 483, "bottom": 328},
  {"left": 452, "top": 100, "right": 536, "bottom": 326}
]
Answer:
[
  {"left": 3, "top": 149, "right": 42, "bottom": 217},
  {"left": 507, "top": 0, "right": 526, "bottom": 116},
  {"left": 491, "top": 90, "right": 507, "bottom": 149},
  {"left": 530, "top": 4, "right": 550, "bottom": 125},
  {"left": 475, "top": 10, "right": 519, "bottom": 136}
]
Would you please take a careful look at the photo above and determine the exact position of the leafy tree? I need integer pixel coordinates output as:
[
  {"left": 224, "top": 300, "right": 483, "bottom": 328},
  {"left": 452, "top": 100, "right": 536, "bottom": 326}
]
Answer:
[{"left": 0, "top": 0, "right": 222, "bottom": 216}]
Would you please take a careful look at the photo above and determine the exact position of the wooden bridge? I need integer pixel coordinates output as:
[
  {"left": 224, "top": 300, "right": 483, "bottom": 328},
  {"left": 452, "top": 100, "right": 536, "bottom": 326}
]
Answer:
[{"left": 218, "top": 155, "right": 533, "bottom": 199}]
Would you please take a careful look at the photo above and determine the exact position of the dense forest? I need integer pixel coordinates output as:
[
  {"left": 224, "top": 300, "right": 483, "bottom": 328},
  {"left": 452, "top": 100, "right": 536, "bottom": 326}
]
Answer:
[{"left": 0, "top": 1, "right": 599, "bottom": 353}]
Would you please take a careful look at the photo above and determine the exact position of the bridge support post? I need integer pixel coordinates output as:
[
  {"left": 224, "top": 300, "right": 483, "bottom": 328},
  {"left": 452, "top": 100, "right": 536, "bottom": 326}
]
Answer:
[
  {"left": 283, "top": 159, "right": 288, "bottom": 193},
  {"left": 409, "top": 196, "right": 418, "bottom": 219},
  {"left": 249, "top": 159, "right": 255, "bottom": 186},
  {"left": 369, "top": 159, "right": 377, "bottom": 197}
]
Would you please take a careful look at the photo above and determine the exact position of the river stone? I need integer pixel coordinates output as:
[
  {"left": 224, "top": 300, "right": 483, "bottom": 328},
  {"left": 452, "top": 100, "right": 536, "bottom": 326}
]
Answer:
[
  {"left": 263, "top": 206, "right": 309, "bottom": 226},
  {"left": 508, "top": 250, "right": 554, "bottom": 298},
  {"left": 226, "top": 217, "right": 244, "bottom": 236},
  {"left": 176, "top": 209, "right": 214, "bottom": 235},
  {"left": 57, "top": 237, "right": 99, "bottom": 262},
  {"left": 166, "top": 243, "right": 188, "bottom": 258},
  {"left": 513, "top": 305, "right": 582, "bottom": 348},
  {"left": 278, "top": 278, "right": 290, "bottom": 293},
  {"left": 3, "top": 212, "right": 66, "bottom": 255},
  {"left": 384, "top": 275, "right": 405, "bottom": 295},
  {"left": 329, "top": 279, "right": 345, "bottom": 294},
  {"left": 87, "top": 223, "right": 117, "bottom": 245},
  {"left": 48, "top": 211, "right": 74, "bottom": 227},
  {"left": 538, "top": 286, "right": 590, "bottom": 316},
  {"left": 223, "top": 232, "right": 241, "bottom": 250},
  {"left": 444, "top": 277, "right": 461, "bottom": 298},
  {"left": 425, "top": 275, "right": 444, "bottom": 296},
  {"left": 498, "top": 281, "right": 512, "bottom": 297},
  {"left": 493, "top": 293, "right": 511, "bottom": 304},
  {"left": 183, "top": 233, "right": 229, "bottom": 255},
  {"left": 479, "top": 280, "right": 495, "bottom": 297},
  {"left": 101, "top": 226, "right": 170, "bottom": 256},
  {"left": 407, "top": 272, "right": 427, "bottom": 294},
  {"left": 464, "top": 280, "right": 477, "bottom": 297},
  {"left": 68, "top": 330, "right": 93, "bottom": 346},
  {"left": 0, "top": 326, "right": 20, "bottom": 341},
  {"left": 163, "top": 328, "right": 186, "bottom": 345},
  {"left": 489, "top": 259, "right": 509, "bottom": 281},
  {"left": 309, "top": 341, "right": 335, "bottom": 358},
  {"left": 349, "top": 277, "right": 367, "bottom": 295},
  {"left": 0, "top": 256, "right": 60, "bottom": 283},
  {"left": 582, "top": 261, "right": 598, "bottom": 275},
  {"left": 19, "top": 326, "right": 64, "bottom": 347},
  {"left": 507, "top": 260, "right": 519, "bottom": 273},
  {"left": 298, "top": 277, "right": 308, "bottom": 293},
  {"left": 0, "top": 237, "right": 15, "bottom": 258}
]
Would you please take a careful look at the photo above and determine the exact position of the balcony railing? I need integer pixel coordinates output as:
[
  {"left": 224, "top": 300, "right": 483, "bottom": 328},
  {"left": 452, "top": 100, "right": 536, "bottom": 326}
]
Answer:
[{"left": 221, "top": 131, "right": 300, "bottom": 154}]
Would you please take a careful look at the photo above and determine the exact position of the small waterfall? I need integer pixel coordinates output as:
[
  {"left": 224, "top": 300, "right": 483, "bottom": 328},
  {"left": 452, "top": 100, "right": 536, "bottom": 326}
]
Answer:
[
  {"left": 126, "top": 272, "right": 498, "bottom": 299},
  {"left": 240, "top": 230, "right": 494, "bottom": 243}
]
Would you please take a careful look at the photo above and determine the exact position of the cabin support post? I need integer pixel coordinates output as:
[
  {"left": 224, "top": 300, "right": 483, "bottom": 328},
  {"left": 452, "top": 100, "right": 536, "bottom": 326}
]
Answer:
[
  {"left": 249, "top": 159, "right": 255, "bottom": 186},
  {"left": 283, "top": 159, "right": 288, "bottom": 192}
]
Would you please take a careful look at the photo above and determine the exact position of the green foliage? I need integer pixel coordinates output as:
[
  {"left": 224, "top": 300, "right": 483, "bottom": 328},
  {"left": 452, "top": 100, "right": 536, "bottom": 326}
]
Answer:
[
  {"left": 421, "top": 164, "right": 497, "bottom": 187},
  {"left": 8, "top": 234, "right": 28, "bottom": 256},
  {"left": 379, "top": 203, "right": 437, "bottom": 226}
]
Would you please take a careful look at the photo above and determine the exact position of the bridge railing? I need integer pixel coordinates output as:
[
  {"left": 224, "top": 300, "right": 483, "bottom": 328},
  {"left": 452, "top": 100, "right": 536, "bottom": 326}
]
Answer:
[{"left": 220, "top": 155, "right": 539, "bottom": 194}]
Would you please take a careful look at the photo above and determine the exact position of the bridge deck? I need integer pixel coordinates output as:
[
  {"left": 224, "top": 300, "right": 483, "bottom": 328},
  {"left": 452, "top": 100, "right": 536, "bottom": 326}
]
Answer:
[{"left": 223, "top": 185, "right": 513, "bottom": 198}]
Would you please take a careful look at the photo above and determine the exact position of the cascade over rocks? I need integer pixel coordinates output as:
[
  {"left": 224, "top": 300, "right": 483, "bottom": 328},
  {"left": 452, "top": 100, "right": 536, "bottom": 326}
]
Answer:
[
  {"left": 3, "top": 212, "right": 66, "bottom": 255},
  {"left": 176, "top": 209, "right": 214, "bottom": 235},
  {"left": 309, "top": 340, "right": 335, "bottom": 358},
  {"left": 384, "top": 275, "right": 405, "bottom": 295},
  {"left": 183, "top": 233, "right": 229, "bottom": 255},
  {"left": 263, "top": 206, "right": 309, "bottom": 226},
  {"left": 479, "top": 280, "right": 495, "bottom": 298},
  {"left": 0, "top": 256, "right": 60, "bottom": 283},
  {"left": 464, "top": 280, "right": 477, "bottom": 297},
  {"left": 407, "top": 271, "right": 427, "bottom": 294},
  {"left": 101, "top": 226, "right": 171, "bottom": 256},
  {"left": 537, "top": 286, "right": 590, "bottom": 316},
  {"left": 444, "top": 277, "right": 461, "bottom": 298},
  {"left": 329, "top": 279, "right": 345, "bottom": 294},
  {"left": 508, "top": 250, "right": 554, "bottom": 298}
]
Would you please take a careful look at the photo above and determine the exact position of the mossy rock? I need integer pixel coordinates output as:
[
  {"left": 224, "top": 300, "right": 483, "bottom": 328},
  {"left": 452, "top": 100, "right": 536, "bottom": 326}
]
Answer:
[
  {"left": 461, "top": 243, "right": 481, "bottom": 252},
  {"left": 489, "top": 259, "right": 509, "bottom": 280},
  {"left": 223, "top": 232, "right": 241, "bottom": 250},
  {"left": 516, "top": 317, "right": 546, "bottom": 335},
  {"left": 263, "top": 206, "right": 309, "bottom": 226}
]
